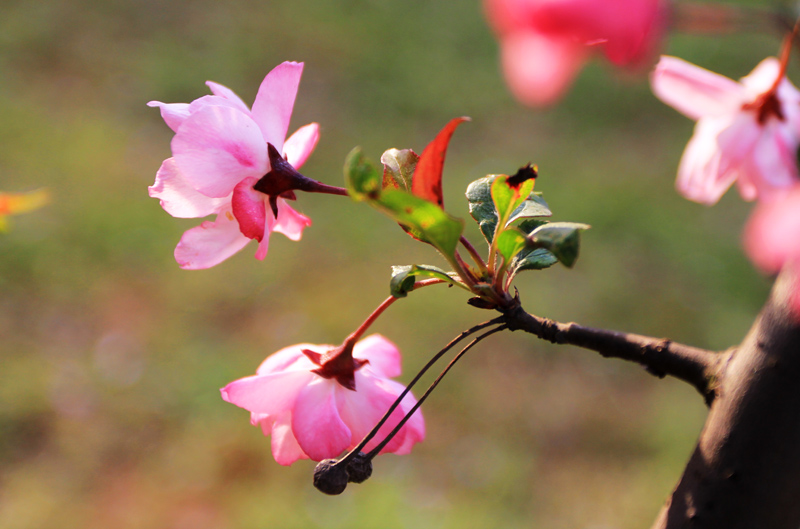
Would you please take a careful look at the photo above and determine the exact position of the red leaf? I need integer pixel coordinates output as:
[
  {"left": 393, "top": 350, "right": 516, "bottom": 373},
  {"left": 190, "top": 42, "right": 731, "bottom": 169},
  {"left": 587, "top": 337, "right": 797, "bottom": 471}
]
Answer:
[{"left": 412, "top": 117, "right": 470, "bottom": 208}]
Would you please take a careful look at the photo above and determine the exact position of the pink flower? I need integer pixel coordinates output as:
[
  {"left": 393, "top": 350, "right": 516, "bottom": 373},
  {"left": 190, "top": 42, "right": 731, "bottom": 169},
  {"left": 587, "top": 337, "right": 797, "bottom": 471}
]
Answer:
[
  {"left": 651, "top": 56, "right": 800, "bottom": 205},
  {"left": 220, "top": 334, "right": 426, "bottom": 466},
  {"left": 148, "top": 62, "right": 319, "bottom": 269},
  {"left": 484, "top": 0, "right": 667, "bottom": 106}
]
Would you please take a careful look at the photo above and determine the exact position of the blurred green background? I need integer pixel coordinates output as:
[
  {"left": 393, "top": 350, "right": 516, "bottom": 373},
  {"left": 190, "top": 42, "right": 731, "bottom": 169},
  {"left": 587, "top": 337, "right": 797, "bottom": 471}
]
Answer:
[{"left": 0, "top": 0, "right": 786, "bottom": 527}]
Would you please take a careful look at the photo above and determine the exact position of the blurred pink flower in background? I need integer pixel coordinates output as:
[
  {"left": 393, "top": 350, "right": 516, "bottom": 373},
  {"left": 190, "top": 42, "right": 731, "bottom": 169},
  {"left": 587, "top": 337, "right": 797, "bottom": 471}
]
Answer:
[
  {"left": 652, "top": 56, "right": 800, "bottom": 205},
  {"left": 149, "top": 62, "right": 318, "bottom": 269},
  {"left": 484, "top": 0, "right": 667, "bottom": 106},
  {"left": 220, "top": 334, "right": 425, "bottom": 466},
  {"left": 744, "top": 185, "right": 800, "bottom": 316}
]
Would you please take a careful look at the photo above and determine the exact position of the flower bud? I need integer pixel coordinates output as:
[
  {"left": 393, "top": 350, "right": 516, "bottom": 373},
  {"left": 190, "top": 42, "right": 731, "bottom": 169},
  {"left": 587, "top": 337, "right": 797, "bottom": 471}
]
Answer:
[
  {"left": 346, "top": 452, "right": 373, "bottom": 484},
  {"left": 313, "top": 459, "right": 349, "bottom": 495}
]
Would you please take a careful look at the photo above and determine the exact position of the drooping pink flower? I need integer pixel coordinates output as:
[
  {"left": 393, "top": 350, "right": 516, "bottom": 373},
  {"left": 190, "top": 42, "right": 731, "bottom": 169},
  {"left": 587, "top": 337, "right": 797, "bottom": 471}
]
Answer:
[
  {"left": 220, "top": 334, "right": 425, "bottom": 466},
  {"left": 744, "top": 185, "right": 800, "bottom": 317},
  {"left": 484, "top": 0, "right": 667, "bottom": 106},
  {"left": 652, "top": 56, "right": 800, "bottom": 205},
  {"left": 148, "top": 62, "right": 319, "bottom": 269}
]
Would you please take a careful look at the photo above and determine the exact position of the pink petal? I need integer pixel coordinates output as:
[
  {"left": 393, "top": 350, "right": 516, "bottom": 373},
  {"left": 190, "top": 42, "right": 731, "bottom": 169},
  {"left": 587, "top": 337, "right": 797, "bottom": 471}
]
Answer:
[
  {"left": 174, "top": 209, "right": 251, "bottom": 269},
  {"left": 740, "top": 57, "right": 782, "bottom": 98},
  {"left": 353, "top": 334, "right": 401, "bottom": 378},
  {"left": 651, "top": 56, "right": 745, "bottom": 120},
  {"left": 283, "top": 123, "right": 320, "bottom": 169},
  {"left": 336, "top": 373, "right": 408, "bottom": 454},
  {"left": 187, "top": 94, "right": 250, "bottom": 115},
  {"left": 149, "top": 158, "right": 229, "bottom": 218},
  {"left": 256, "top": 343, "right": 323, "bottom": 375},
  {"left": 148, "top": 101, "right": 190, "bottom": 133},
  {"left": 221, "top": 369, "right": 314, "bottom": 416},
  {"left": 739, "top": 124, "right": 800, "bottom": 201},
  {"left": 272, "top": 199, "right": 311, "bottom": 242},
  {"left": 250, "top": 62, "right": 304, "bottom": 152},
  {"left": 675, "top": 113, "right": 762, "bottom": 205},
  {"left": 270, "top": 412, "right": 309, "bottom": 465},
  {"left": 744, "top": 187, "right": 800, "bottom": 273},
  {"left": 172, "top": 105, "right": 268, "bottom": 198},
  {"left": 231, "top": 177, "right": 270, "bottom": 242},
  {"left": 499, "top": 31, "right": 588, "bottom": 107},
  {"left": 292, "top": 379, "right": 352, "bottom": 461},
  {"left": 205, "top": 81, "right": 250, "bottom": 113}
]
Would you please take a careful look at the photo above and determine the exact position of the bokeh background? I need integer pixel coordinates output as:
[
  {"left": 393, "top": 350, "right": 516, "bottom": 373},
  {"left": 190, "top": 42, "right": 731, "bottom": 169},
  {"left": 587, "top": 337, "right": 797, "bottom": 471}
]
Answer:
[{"left": 0, "top": 0, "right": 787, "bottom": 527}]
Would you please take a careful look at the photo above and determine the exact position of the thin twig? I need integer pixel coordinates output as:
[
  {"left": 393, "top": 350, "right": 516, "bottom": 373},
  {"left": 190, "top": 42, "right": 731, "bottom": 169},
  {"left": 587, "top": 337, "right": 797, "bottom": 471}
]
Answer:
[
  {"left": 366, "top": 324, "right": 508, "bottom": 458},
  {"left": 337, "top": 316, "right": 506, "bottom": 464}
]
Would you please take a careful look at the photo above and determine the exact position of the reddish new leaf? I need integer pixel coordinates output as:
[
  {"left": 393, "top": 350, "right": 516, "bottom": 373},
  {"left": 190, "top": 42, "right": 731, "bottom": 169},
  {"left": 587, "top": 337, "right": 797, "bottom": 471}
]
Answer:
[{"left": 412, "top": 117, "right": 470, "bottom": 208}]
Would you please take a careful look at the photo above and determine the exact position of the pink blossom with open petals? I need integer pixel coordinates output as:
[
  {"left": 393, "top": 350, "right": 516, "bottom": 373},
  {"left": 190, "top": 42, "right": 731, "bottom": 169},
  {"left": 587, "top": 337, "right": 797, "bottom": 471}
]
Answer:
[
  {"left": 744, "top": 185, "right": 800, "bottom": 317},
  {"left": 484, "top": 0, "right": 667, "bottom": 106},
  {"left": 220, "top": 334, "right": 425, "bottom": 466},
  {"left": 148, "top": 62, "right": 318, "bottom": 269},
  {"left": 652, "top": 56, "right": 800, "bottom": 205}
]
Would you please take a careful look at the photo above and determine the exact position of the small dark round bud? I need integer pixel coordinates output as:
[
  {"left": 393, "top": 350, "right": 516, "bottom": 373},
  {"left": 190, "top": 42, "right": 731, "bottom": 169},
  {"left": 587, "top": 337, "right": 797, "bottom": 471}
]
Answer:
[
  {"left": 313, "top": 459, "right": 348, "bottom": 495},
  {"left": 346, "top": 452, "right": 373, "bottom": 484}
]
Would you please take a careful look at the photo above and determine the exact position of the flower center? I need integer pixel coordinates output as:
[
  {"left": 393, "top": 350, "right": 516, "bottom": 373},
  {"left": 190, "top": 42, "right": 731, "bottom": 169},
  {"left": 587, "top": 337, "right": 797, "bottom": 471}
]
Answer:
[{"left": 302, "top": 344, "right": 369, "bottom": 391}]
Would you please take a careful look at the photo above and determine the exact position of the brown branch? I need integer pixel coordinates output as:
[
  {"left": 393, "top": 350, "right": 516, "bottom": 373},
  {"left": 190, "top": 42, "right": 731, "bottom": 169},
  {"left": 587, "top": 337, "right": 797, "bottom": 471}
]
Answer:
[{"left": 501, "top": 303, "right": 728, "bottom": 406}]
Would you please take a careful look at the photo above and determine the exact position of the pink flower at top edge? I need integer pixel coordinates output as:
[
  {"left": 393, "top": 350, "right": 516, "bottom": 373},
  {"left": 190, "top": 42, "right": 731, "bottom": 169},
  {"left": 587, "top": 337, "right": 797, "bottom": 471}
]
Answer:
[
  {"left": 652, "top": 56, "right": 800, "bottom": 205},
  {"left": 220, "top": 334, "right": 425, "bottom": 466},
  {"left": 148, "top": 62, "right": 319, "bottom": 269},
  {"left": 484, "top": 0, "right": 667, "bottom": 106},
  {"left": 744, "top": 185, "right": 800, "bottom": 318}
]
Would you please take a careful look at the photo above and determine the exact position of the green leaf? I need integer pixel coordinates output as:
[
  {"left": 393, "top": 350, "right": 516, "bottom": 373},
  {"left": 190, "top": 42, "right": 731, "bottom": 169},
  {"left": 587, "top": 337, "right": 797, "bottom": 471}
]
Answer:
[
  {"left": 491, "top": 174, "right": 535, "bottom": 229},
  {"left": 345, "top": 148, "right": 463, "bottom": 259},
  {"left": 465, "top": 176, "right": 499, "bottom": 242},
  {"left": 381, "top": 148, "right": 418, "bottom": 192},
  {"left": 508, "top": 194, "right": 551, "bottom": 224},
  {"left": 527, "top": 222, "right": 591, "bottom": 268},
  {"left": 509, "top": 247, "right": 558, "bottom": 276},
  {"left": 344, "top": 147, "right": 382, "bottom": 200},
  {"left": 376, "top": 189, "right": 464, "bottom": 258},
  {"left": 495, "top": 228, "right": 526, "bottom": 264},
  {"left": 389, "top": 264, "right": 466, "bottom": 298},
  {"left": 466, "top": 176, "right": 552, "bottom": 243}
]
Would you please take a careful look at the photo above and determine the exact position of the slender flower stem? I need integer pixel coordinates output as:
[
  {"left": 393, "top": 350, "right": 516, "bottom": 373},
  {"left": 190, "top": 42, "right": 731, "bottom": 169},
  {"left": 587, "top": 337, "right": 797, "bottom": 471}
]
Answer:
[
  {"left": 336, "top": 317, "right": 505, "bottom": 465},
  {"left": 366, "top": 324, "right": 508, "bottom": 458},
  {"left": 346, "top": 279, "right": 449, "bottom": 344},
  {"left": 302, "top": 182, "right": 350, "bottom": 197},
  {"left": 460, "top": 236, "right": 488, "bottom": 273}
]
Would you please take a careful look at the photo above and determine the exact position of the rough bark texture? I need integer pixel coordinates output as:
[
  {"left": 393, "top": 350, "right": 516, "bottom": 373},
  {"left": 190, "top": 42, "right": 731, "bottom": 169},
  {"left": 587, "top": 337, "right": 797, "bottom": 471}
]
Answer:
[{"left": 652, "top": 268, "right": 800, "bottom": 529}]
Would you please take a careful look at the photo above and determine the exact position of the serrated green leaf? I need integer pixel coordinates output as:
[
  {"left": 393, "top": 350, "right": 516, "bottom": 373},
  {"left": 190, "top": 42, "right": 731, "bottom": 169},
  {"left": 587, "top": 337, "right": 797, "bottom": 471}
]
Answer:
[
  {"left": 344, "top": 147, "right": 381, "bottom": 200},
  {"left": 390, "top": 264, "right": 466, "bottom": 298},
  {"left": 495, "top": 228, "right": 526, "bottom": 264},
  {"left": 527, "top": 222, "right": 590, "bottom": 268},
  {"left": 381, "top": 148, "right": 418, "bottom": 192}
]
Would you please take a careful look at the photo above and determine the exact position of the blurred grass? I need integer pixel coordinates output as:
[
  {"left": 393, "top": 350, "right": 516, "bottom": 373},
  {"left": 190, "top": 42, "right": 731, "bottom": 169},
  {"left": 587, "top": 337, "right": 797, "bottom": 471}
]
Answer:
[{"left": 0, "top": 0, "right": 785, "bottom": 527}]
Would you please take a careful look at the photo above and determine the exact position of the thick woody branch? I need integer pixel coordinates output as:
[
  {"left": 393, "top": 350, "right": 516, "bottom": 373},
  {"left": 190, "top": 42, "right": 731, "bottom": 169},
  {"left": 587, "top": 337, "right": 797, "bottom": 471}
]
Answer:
[
  {"left": 652, "top": 266, "right": 800, "bottom": 529},
  {"left": 501, "top": 304, "right": 727, "bottom": 406}
]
